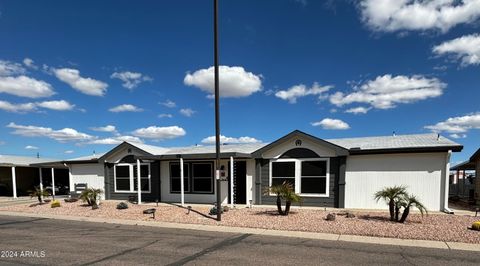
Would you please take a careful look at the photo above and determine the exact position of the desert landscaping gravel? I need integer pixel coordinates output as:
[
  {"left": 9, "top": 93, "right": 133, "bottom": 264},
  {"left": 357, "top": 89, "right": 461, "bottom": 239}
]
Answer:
[{"left": 1, "top": 200, "right": 479, "bottom": 244}]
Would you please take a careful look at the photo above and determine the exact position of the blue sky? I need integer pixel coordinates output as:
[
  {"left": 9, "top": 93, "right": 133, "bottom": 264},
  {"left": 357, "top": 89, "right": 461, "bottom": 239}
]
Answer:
[{"left": 0, "top": 0, "right": 479, "bottom": 163}]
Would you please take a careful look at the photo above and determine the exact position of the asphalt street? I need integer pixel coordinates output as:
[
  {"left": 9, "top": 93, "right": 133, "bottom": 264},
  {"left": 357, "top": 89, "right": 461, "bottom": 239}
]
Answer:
[{"left": 0, "top": 215, "right": 479, "bottom": 265}]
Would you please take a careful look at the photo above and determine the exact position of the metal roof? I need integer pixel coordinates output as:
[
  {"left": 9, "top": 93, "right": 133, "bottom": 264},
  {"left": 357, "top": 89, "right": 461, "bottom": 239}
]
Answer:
[
  {"left": 0, "top": 155, "right": 62, "bottom": 167},
  {"left": 326, "top": 133, "right": 462, "bottom": 153}
]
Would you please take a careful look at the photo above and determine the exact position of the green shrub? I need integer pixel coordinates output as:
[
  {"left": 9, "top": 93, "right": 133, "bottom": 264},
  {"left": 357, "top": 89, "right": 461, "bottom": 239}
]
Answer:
[
  {"left": 51, "top": 200, "right": 61, "bottom": 208},
  {"left": 472, "top": 221, "right": 480, "bottom": 231},
  {"left": 117, "top": 202, "right": 128, "bottom": 210}
]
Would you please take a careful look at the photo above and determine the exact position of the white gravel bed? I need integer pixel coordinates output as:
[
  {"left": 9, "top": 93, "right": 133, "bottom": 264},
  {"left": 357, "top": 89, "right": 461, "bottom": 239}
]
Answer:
[{"left": 1, "top": 200, "right": 479, "bottom": 244}]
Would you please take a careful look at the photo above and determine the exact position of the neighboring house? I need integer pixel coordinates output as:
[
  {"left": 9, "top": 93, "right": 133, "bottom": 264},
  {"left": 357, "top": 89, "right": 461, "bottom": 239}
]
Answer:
[
  {"left": 0, "top": 155, "right": 68, "bottom": 197},
  {"left": 33, "top": 130, "right": 462, "bottom": 212},
  {"left": 451, "top": 148, "right": 480, "bottom": 204}
]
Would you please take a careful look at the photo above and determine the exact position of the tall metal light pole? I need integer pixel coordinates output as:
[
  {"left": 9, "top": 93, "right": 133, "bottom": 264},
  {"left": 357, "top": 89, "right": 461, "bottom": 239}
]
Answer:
[{"left": 214, "top": 0, "right": 222, "bottom": 221}]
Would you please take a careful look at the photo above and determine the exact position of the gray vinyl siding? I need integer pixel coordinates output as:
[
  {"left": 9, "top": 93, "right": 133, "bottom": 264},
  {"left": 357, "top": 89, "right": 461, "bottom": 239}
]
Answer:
[
  {"left": 105, "top": 161, "right": 160, "bottom": 202},
  {"left": 258, "top": 157, "right": 343, "bottom": 207}
]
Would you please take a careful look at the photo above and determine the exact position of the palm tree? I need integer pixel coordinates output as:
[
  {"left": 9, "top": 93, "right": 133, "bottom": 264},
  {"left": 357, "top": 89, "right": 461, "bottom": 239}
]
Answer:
[
  {"left": 398, "top": 194, "right": 428, "bottom": 223},
  {"left": 28, "top": 186, "right": 50, "bottom": 203},
  {"left": 283, "top": 187, "right": 302, "bottom": 215},
  {"left": 374, "top": 186, "right": 407, "bottom": 221},
  {"left": 264, "top": 183, "right": 286, "bottom": 215},
  {"left": 264, "top": 181, "right": 301, "bottom": 216},
  {"left": 80, "top": 188, "right": 103, "bottom": 208}
]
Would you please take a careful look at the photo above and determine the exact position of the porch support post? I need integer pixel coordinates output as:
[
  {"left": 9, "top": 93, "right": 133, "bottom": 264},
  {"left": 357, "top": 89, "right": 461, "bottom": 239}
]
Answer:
[
  {"left": 137, "top": 159, "right": 142, "bottom": 205},
  {"left": 463, "top": 169, "right": 466, "bottom": 197},
  {"left": 38, "top": 168, "right": 43, "bottom": 191},
  {"left": 51, "top": 168, "right": 56, "bottom": 197},
  {"left": 230, "top": 156, "right": 234, "bottom": 208},
  {"left": 11, "top": 166, "right": 17, "bottom": 199},
  {"left": 180, "top": 157, "right": 185, "bottom": 207},
  {"left": 443, "top": 150, "right": 452, "bottom": 212}
]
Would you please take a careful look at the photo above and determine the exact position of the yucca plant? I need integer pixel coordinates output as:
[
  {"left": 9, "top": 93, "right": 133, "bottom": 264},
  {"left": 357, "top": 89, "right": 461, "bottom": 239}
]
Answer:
[
  {"left": 264, "top": 183, "right": 286, "bottom": 215},
  {"left": 28, "top": 186, "right": 50, "bottom": 203},
  {"left": 79, "top": 188, "right": 103, "bottom": 208},
  {"left": 398, "top": 194, "right": 428, "bottom": 223},
  {"left": 374, "top": 186, "right": 407, "bottom": 221},
  {"left": 283, "top": 186, "right": 302, "bottom": 215}
]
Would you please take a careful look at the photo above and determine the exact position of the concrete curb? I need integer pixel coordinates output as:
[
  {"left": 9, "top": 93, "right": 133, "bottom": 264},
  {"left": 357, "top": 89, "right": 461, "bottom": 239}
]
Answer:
[{"left": 1, "top": 211, "right": 479, "bottom": 252}]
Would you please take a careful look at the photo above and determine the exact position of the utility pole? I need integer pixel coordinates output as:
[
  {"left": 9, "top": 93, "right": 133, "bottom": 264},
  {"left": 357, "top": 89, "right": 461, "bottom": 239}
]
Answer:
[{"left": 213, "top": 0, "right": 221, "bottom": 221}]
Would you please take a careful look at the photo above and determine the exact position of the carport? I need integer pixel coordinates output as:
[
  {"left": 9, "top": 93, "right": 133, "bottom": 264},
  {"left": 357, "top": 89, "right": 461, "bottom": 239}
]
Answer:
[{"left": 0, "top": 155, "right": 68, "bottom": 198}]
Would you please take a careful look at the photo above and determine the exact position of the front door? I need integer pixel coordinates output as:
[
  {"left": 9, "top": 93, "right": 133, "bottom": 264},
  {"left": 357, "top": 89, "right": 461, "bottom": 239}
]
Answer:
[{"left": 234, "top": 161, "right": 246, "bottom": 204}]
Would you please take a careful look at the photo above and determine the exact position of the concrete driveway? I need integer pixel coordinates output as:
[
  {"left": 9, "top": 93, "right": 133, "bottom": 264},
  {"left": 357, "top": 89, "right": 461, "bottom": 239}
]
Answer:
[{"left": 0, "top": 215, "right": 479, "bottom": 265}]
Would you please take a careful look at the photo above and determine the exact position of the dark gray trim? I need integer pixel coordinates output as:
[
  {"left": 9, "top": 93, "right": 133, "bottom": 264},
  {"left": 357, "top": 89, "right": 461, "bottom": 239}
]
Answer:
[
  {"left": 470, "top": 148, "right": 480, "bottom": 161},
  {"left": 252, "top": 130, "right": 349, "bottom": 158},
  {"left": 138, "top": 152, "right": 251, "bottom": 161},
  {"left": 337, "top": 156, "right": 346, "bottom": 208},
  {"left": 349, "top": 146, "right": 463, "bottom": 155}
]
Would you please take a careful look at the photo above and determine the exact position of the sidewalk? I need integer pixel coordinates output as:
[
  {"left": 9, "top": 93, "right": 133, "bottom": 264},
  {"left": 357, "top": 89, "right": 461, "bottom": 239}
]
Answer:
[{"left": 1, "top": 210, "right": 479, "bottom": 252}]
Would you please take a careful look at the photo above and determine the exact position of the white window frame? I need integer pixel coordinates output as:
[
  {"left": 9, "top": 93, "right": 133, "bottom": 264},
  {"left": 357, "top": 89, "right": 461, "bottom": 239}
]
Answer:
[
  {"left": 114, "top": 163, "right": 151, "bottom": 193},
  {"left": 192, "top": 162, "right": 214, "bottom": 194},
  {"left": 269, "top": 159, "right": 297, "bottom": 196},
  {"left": 299, "top": 158, "right": 329, "bottom": 197},
  {"left": 269, "top": 158, "right": 329, "bottom": 198}
]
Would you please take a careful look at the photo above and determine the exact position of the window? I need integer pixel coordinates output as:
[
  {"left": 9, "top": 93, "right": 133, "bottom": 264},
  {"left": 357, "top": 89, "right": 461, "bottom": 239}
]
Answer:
[
  {"left": 271, "top": 161, "right": 296, "bottom": 190},
  {"left": 301, "top": 161, "right": 327, "bottom": 194},
  {"left": 114, "top": 162, "right": 151, "bottom": 193},
  {"left": 115, "top": 165, "right": 131, "bottom": 191},
  {"left": 269, "top": 158, "right": 329, "bottom": 197},
  {"left": 134, "top": 164, "right": 151, "bottom": 192},
  {"left": 170, "top": 163, "right": 189, "bottom": 193},
  {"left": 170, "top": 161, "right": 214, "bottom": 194},
  {"left": 192, "top": 163, "right": 213, "bottom": 193}
]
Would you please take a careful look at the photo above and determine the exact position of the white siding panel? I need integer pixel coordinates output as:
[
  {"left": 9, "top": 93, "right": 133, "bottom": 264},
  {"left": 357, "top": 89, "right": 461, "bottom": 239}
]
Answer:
[
  {"left": 344, "top": 153, "right": 447, "bottom": 211},
  {"left": 70, "top": 163, "right": 105, "bottom": 199}
]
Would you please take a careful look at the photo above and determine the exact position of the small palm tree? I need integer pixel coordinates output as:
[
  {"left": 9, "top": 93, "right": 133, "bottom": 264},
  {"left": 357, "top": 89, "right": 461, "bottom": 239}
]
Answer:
[
  {"left": 28, "top": 186, "right": 50, "bottom": 203},
  {"left": 283, "top": 187, "right": 302, "bottom": 215},
  {"left": 264, "top": 181, "right": 301, "bottom": 216},
  {"left": 79, "top": 188, "right": 103, "bottom": 208},
  {"left": 374, "top": 186, "right": 407, "bottom": 221},
  {"left": 398, "top": 194, "right": 428, "bottom": 223}
]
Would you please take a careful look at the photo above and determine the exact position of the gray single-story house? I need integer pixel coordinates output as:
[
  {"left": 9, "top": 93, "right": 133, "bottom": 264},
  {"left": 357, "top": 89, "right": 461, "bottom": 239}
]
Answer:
[{"left": 35, "top": 130, "right": 462, "bottom": 211}]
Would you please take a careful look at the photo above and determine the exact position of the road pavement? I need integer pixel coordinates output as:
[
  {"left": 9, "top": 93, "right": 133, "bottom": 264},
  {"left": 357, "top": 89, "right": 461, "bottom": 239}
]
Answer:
[{"left": 0, "top": 215, "right": 479, "bottom": 265}]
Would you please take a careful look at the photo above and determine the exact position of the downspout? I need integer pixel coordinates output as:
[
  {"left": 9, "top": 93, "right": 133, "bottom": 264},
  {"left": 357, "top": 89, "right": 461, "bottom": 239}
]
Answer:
[{"left": 443, "top": 150, "right": 454, "bottom": 214}]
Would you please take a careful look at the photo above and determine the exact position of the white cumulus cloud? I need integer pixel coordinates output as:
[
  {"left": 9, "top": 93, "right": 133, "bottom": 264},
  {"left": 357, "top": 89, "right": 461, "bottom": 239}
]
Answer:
[
  {"left": 311, "top": 118, "right": 350, "bottom": 130},
  {"left": 179, "top": 108, "right": 196, "bottom": 117},
  {"left": 0, "top": 101, "right": 37, "bottom": 113},
  {"left": 90, "top": 125, "right": 117, "bottom": 132},
  {"left": 359, "top": 0, "right": 480, "bottom": 33},
  {"left": 132, "top": 126, "right": 186, "bottom": 140},
  {"left": 201, "top": 135, "right": 261, "bottom": 144},
  {"left": 0, "top": 76, "right": 55, "bottom": 98},
  {"left": 64, "top": 150, "right": 74, "bottom": 154},
  {"left": 449, "top": 133, "right": 467, "bottom": 139},
  {"left": 158, "top": 113, "right": 173, "bottom": 118},
  {"left": 275, "top": 82, "right": 332, "bottom": 104},
  {"left": 184, "top": 65, "right": 262, "bottom": 98},
  {"left": 0, "top": 60, "right": 26, "bottom": 76},
  {"left": 87, "top": 135, "right": 143, "bottom": 145},
  {"left": 424, "top": 112, "right": 480, "bottom": 133},
  {"left": 345, "top": 106, "right": 371, "bottom": 114},
  {"left": 22, "top": 58, "right": 38, "bottom": 70},
  {"left": 25, "top": 145, "right": 39, "bottom": 150},
  {"left": 7, "top": 122, "right": 94, "bottom": 142},
  {"left": 109, "top": 104, "right": 143, "bottom": 113},
  {"left": 160, "top": 100, "right": 176, "bottom": 108},
  {"left": 0, "top": 100, "right": 74, "bottom": 113},
  {"left": 53, "top": 68, "right": 108, "bottom": 96},
  {"left": 330, "top": 74, "right": 445, "bottom": 109},
  {"left": 36, "top": 100, "right": 75, "bottom": 111},
  {"left": 433, "top": 33, "right": 480, "bottom": 66},
  {"left": 111, "top": 71, "right": 152, "bottom": 90}
]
